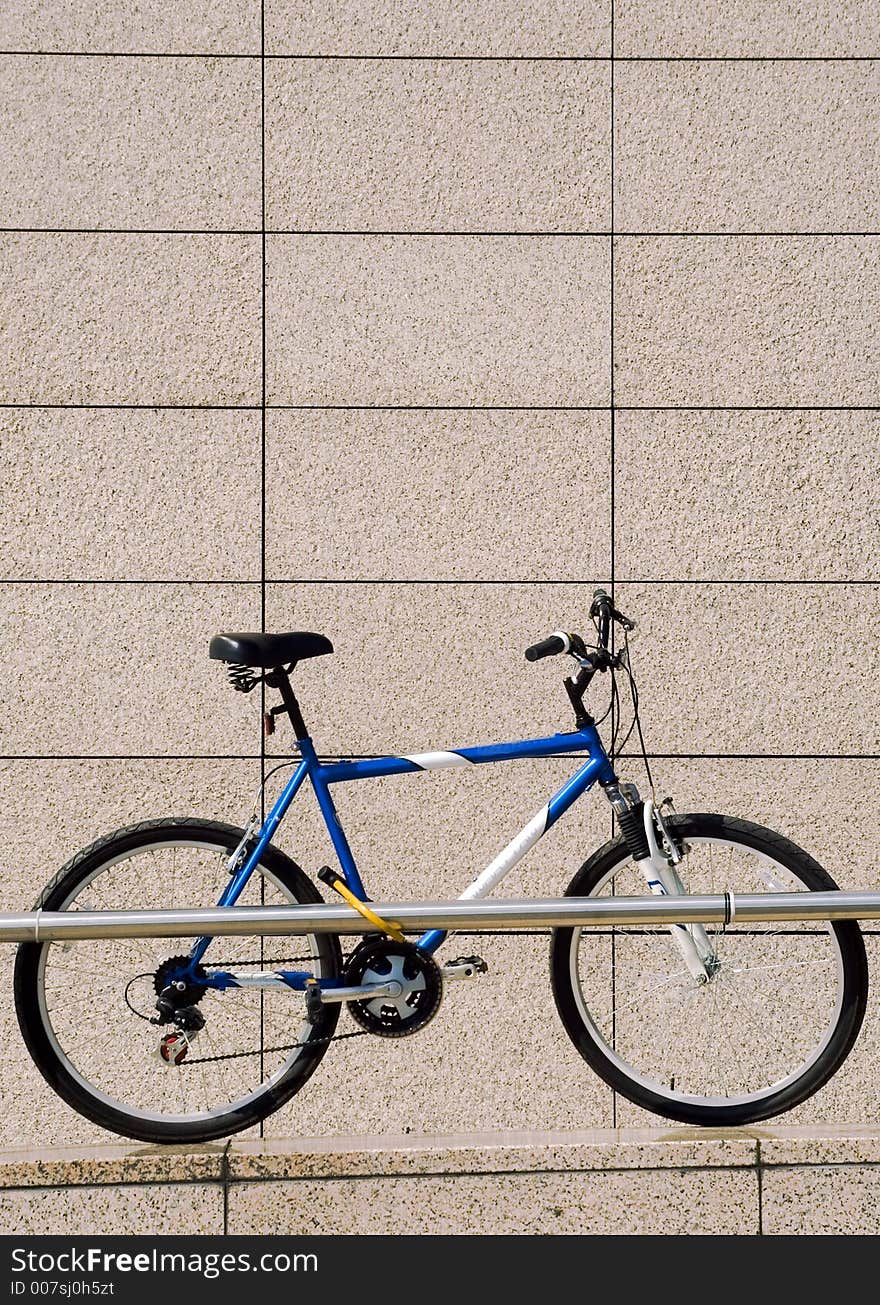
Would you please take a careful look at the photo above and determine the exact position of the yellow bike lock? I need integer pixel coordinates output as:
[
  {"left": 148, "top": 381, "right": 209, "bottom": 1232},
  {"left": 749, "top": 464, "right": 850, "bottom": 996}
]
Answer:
[{"left": 317, "top": 866, "right": 406, "bottom": 944}]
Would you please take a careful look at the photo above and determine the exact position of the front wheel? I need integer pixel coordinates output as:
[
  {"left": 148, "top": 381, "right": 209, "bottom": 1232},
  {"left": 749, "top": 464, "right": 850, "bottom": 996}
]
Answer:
[
  {"left": 550, "top": 812, "right": 868, "bottom": 1126},
  {"left": 14, "top": 819, "right": 342, "bottom": 1144}
]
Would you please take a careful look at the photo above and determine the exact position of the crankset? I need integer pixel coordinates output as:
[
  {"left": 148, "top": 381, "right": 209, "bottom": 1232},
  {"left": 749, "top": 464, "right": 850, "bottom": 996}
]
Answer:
[{"left": 342, "top": 938, "right": 443, "bottom": 1038}]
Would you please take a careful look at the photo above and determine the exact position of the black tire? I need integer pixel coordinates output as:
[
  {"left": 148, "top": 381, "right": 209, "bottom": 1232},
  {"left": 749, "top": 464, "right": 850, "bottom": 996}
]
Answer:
[
  {"left": 550, "top": 813, "right": 868, "bottom": 1126},
  {"left": 14, "top": 819, "right": 342, "bottom": 1144}
]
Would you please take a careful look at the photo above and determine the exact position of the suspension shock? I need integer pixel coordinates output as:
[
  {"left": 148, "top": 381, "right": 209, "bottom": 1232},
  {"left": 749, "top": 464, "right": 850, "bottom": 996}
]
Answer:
[
  {"left": 602, "top": 782, "right": 650, "bottom": 861},
  {"left": 615, "top": 802, "right": 650, "bottom": 861}
]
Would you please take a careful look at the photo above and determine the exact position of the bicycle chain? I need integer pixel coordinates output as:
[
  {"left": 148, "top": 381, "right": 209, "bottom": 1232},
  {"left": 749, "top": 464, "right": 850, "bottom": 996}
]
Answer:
[
  {"left": 206, "top": 955, "right": 316, "bottom": 968},
  {"left": 179, "top": 1027, "right": 369, "bottom": 1065},
  {"left": 168, "top": 952, "right": 371, "bottom": 1066}
]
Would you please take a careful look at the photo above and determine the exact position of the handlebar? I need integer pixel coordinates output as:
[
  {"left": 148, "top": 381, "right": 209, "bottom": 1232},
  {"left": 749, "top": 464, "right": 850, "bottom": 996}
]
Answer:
[
  {"left": 525, "top": 632, "right": 577, "bottom": 662},
  {"left": 524, "top": 591, "right": 634, "bottom": 665},
  {"left": 523, "top": 591, "right": 636, "bottom": 728}
]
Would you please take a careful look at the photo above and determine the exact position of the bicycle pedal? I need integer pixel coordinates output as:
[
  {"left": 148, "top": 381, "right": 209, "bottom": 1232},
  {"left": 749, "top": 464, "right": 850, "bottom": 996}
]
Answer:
[{"left": 442, "top": 955, "right": 488, "bottom": 980}]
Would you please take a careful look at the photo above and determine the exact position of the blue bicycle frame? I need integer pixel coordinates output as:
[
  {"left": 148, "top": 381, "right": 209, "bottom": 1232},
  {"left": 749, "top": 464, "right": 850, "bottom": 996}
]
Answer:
[{"left": 187, "top": 722, "right": 618, "bottom": 985}]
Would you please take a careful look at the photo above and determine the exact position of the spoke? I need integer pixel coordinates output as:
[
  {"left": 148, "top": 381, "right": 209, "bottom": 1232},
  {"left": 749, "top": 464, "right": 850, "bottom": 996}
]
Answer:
[
  {"left": 45, "top": 968, "right": 123, "bottom": 993},
  {"left": 715, "top": 979, "right": 770, "bottom": 1097},
  {"left": 174, "top": 1053, "right": 191, "bottom": 1117},
  {"left": 651, "top": 983, "right": 704, "bottom": 1091},
  {"left": 45, "top": 981, "right": 123, "bottom": 1012},
  {"left": 721, "top": 962, "right": 833, "bottom": 1057},
  {"left": 715, "top": 955, "right": 830, "bottom": 1023},
  {"left": 705, "top": 981, "right": 727, "bottom": 1097},
  {"left": 263, "top": 1001, "right": 308, "bottom": 1070},
  {"left": 47, "top": 988, "right": 127, "bottom": 1018},
  {"left": 45, "top": 954, "right": 125, "bottom": 981},
  {"left": 197, "top": 1056, "right": 213, "bottom": 1115},
  {"left": 721, "top": 954, "right": 836, "bottom": 981},
  {"left": 597, "top": 957, "right": 694, "bottom": 1025},
  {"left": 78, "top": 880, "right": 162, "bottom": 971},
  {"left": 203, "top": 1024, "right": 245, "bottom": 1107}
]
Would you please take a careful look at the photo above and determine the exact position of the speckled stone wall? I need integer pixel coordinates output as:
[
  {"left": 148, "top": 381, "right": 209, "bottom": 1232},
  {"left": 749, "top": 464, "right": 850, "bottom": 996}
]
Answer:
[{"left": 0, "top": 0, "right": 878, "bottom": 1159}]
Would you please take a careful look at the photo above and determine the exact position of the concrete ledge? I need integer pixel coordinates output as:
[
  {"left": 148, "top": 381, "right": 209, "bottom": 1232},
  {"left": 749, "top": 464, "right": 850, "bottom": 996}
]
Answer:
[{"left": 0, "top": 1126, "right": 878, "bottom": 1234}]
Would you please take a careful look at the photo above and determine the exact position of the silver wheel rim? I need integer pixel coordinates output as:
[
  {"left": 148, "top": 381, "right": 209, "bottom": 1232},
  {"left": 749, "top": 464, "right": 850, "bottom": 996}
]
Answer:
[
  {"left": 35, "top": 837, "right": 328, "bottom": 1127},
  {"left": 567, "top": 834, "right": 846, "bottom": 1109}
]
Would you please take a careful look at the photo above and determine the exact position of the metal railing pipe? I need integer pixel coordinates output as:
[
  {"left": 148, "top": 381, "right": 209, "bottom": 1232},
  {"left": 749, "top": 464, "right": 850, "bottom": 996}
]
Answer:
[{"left": 0, "top": 889, "right": 879, "bottom": 944}]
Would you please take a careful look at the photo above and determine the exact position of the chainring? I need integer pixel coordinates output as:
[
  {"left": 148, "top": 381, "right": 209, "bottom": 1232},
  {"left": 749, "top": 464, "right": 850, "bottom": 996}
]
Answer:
[{"left": 344, "top": 938, "right": 442, "bottom": 1038}]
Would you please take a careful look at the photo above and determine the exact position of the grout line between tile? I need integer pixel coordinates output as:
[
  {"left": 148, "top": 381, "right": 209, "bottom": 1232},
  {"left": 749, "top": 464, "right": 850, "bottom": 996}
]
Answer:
[
  {"left": 9, "top": 1152, "right": 880, "bottom": 1198},
  {"left": 5, "top": 403, "right": 880, "bottom": 412},
  {"left": 756, "top": 1138, "right": 764, "bottom": 1234},
  {"left": 270, "top": 578, "right": 878, "bottom": 585},
  {"left": 3, "top": 578, "right": 876, "bottom": 586},
  {"left": 7, "top": 228, "right": 880, "bottom": 237},
  {"left": 0, "top": 755, "right": 261, "bottom": 761},
  {"left": 221, "top": 1141, "right": 231, "bottom": 1236},
  {"left": 609, "top": 0, "right": 618, "bottom": 1137},
  {"left": 610, "top": 35, "right": 616, "bottom": 589},
  {"left": 2, "top": 228, "right": 610, "bottom": 236},
  {"left": 0, "top": 1176, "right": 227, "bottom": 1195},
  {"left": 610, "top": 55, "right": 880, "bottom": 62},
  {"left": 259, "top": 0, "right": 269, "bottom": 1124},
  {"left": 0, "top": 50, "right": 264, "bottom": 58},
  {"left": 4, "top": 52, "right": 880, "bottom": 61},
  {"left": 615, "top": 231, "right": 880, "bottom": 237},
  {"left": 0, "top": 52, "right": 610, "bottom": 61},
  {"left": 0, "top": 228, "right": 263, "bottom": 236},
  {"left": 0, "top": 579, "right": 264, "bottom": 585},
  {"left": 0, "top": 1161, "right": 762, "bottom": 1195}
]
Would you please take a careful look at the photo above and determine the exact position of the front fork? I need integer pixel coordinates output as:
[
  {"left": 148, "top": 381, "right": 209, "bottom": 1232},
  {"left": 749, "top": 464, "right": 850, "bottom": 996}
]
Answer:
[{"left": 604, "top": 783, "right": 717, "bottom": 984}]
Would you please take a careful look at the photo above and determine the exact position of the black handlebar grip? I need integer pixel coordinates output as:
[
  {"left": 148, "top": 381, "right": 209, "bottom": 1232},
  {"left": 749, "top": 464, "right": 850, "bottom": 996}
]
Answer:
[{"left": 525, "top": 635, "right": 567, "bottom": 662}]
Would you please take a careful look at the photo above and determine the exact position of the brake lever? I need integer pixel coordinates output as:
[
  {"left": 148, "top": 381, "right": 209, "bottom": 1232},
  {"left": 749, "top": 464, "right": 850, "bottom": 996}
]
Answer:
[{"left": 572, "top": 647, "right": 612, "bottom": 672}]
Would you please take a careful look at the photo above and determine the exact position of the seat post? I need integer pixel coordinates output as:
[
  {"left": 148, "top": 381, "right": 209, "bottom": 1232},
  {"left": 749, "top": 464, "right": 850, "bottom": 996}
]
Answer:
[{"left": 264, "top": 667, "right": 309, "bottom": 742}]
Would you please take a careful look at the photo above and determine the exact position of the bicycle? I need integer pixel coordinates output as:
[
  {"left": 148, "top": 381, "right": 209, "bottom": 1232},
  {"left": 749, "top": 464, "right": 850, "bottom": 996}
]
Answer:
[{"left": 14, "top": 590, "right": 868, "bottom": 1143}]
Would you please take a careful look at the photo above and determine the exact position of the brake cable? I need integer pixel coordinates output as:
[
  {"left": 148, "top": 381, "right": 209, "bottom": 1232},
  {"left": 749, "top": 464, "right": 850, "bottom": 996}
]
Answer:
[{"left": 616, "top": 627, "right": 657, "bottom": 802}]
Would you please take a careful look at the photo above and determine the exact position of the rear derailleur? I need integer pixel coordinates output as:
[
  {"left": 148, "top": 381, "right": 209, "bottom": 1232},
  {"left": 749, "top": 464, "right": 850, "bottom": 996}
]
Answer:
[{"left": 151, "top": 956, "right": 208, "bottom": 1065}]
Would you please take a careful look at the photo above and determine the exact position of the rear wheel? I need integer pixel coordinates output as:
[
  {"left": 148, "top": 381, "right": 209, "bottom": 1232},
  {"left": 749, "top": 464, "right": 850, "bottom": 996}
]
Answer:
[
  {"left": 14, "top": 819, "right": 342, "bottom": 1144},
  {"left": 550, "top": 813, "right": 868, "bottom": 1125}
]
